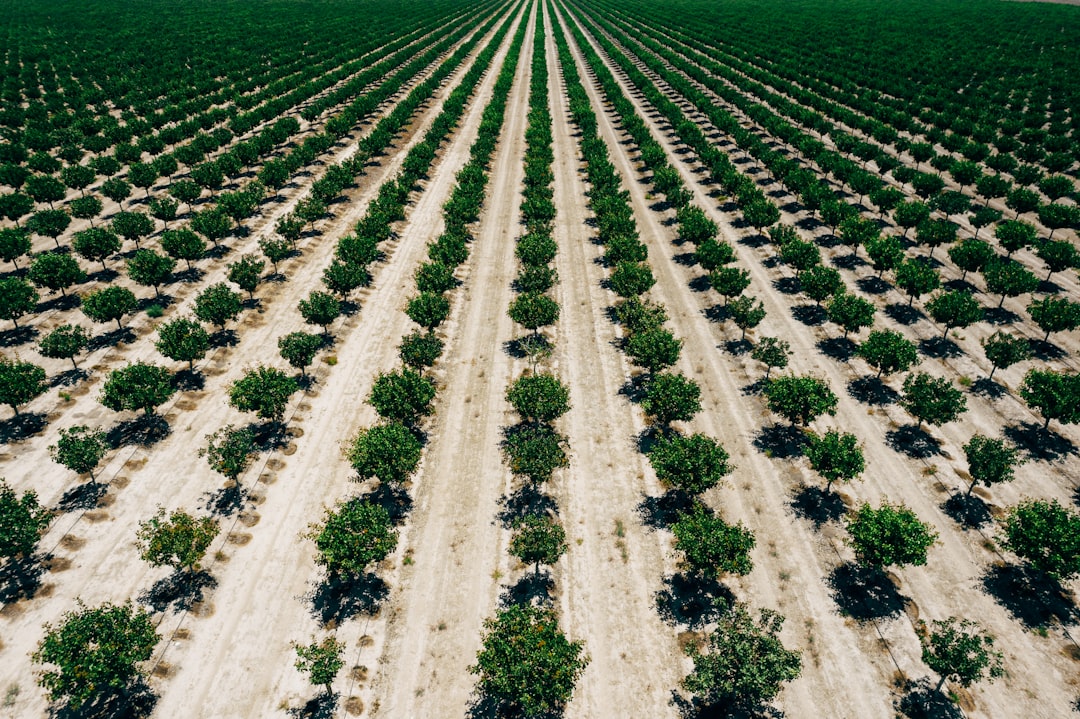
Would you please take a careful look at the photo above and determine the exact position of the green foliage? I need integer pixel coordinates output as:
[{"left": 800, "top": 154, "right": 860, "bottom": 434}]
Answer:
[
  {"left": 751, "top": 337, "right": 790, "bottom": 378},
  {"left": 348, "top": 421, "right": 422, "bottom": 485},
  {"left": 1036, "top": 239, "right": 1079, "bottom": 279},
  {"left": 894, "top": 258, "right": 940, "bottom": 305},
  {"left": 39, "top": 324, "right": 90, "bottom": 369},
  {"left": 1019, "top": 368, "right": 1080, "bottom": 429},
  {"left": 227, "top": 254, "right": 265, "bottom": 299},
  {"left": 0, "top": 277, "right": 39, "bottom": 326},
  {"left": 136, "top": 506, "right": 219, "bottom": 573},
  {"left": 981, "top": 331, "right": 1030, "bottom": 379},
  {"left": 72, "top": 228, "right": 121, "bottom": 271},
  {"left": 229, "top": 365, "right": 298, "bottom": 421},
  {"left": 294, "top": 636, "right": 344, "bottom": 694},
  {"left": 920, "top": 618, "right": 1004, "bottom": 693},
  {"left": 415, "top": 261, "right": 456, "bottom": 294},
  {"left": 508, "top": 291, "right": 559, "bottom": 334},
  {"left": 894, "top": 200, "right": 931, "bottom": 234},
  {"left": 50, "top": 425, "right": 108, "bottom": 480},
  {"left": 765, "top": 374, "right": 837, "bottom": 426},
  {"left": 613, "top": 297, "right": 668, "bottom": 335},
  {"left": 626, "top": 327, "right": 681, "bottom": 374},
  {"left": 779, "top": 238, "right": 820, "bottom": 275},
  {"left": 155, "top": 317, "right": 209, "bottom": 369},
  {"left": 510, "top": 513, "right": 567, "bottom": 573},
  {"left": 925, "top": 290, "right": 983, "bottom": 337},
  {"left": 900, "top": 372, "right": 966, "bottom": 427},
  {"left": 1028, "top": 296, "right": 1080, "bottom": 341},
  {"left": 160, "top": 228, "right": 207, "bottom": 270},
  {"left": 149, "top": 196, "right": 179, "bottom": 226},
  {"left": 728, "top": 295, "right": 766, "bottom": 339},
  {"left": 800, "top": 264, "right": 843, "bottom": 304},
  {"left": 648, "top": 432, "right": 732, "bottom": 495},
  {"left": 322, "top": 260, "right": 370, "bottom": 298},
  {"left": 0, "top": 227, "right": 31, "bottom": 267},
  {"left": 502, "top": 424, "right": 569, "bottom": 483},
  {"left": 308, "top": 497, "right": 397, "bottom": 577},
  {"left": 298, "top": 290, "right": 341, "bottom": 332},
  {"left": 857, "top": 329, "right": 918, "bottom": 378},
  {"left": 641, "top": 372, "right": 701, "bottom": 426},
  {"left": 398, "top": 330, "right": 443, "bottom": 371},
  {"left": 683, "top": 603, "right": 801, "bottom": 709},
  {"left": 259, "top": 236, "right": 293, "bottom": 272},
  {"left": 200, "top": 424, "right": 256, "bottom": 481},
  {"left": 709, "top": 265, "right": 751, "bottom": 304},
  {"left": 190, "top": 206, "right": 231, "bottom": 245},
  {"left": 28, "top": 209, "right": 72, "bottom": 245},
  {"left": 914, "top": 218, "right": 957, "bottom": 256},
  {"left": 826, "top": 292, "right": 876, "bottom": 338},
  {"left": 694, "top": 238, "right": 735, "bottom": 271},
  {"left": 278, "top": 331, "right": 323, "bottom": 376},
  {"left": 368, "top": 368, "right": 436, "bottom": 425},
  {"left": 406, "top": 292, "right": 451, "bottom": 330},
  {"left": 33, "top": 600, "right": 159, "bottom": 709},
  {"left": 672, "top": 504, "right": 754, "bottom": 578},
  {"left": 805, "top": 430, "right": 865, "bottom": 490},
  {"left": 109, "top": 211, "right": 154, "bottom": 247},
  {"left": 947, "top": 238, "right": 995, "bottom": 280},
  {"left": 1004, "top": 498, "right": 1080, "bottom": 581},
  {"left": 126, "top": 249, "right": 175, "bottom": 296},
  {"left": 994, "top": 219, "right": 1038, "bottom": 255},
  {"left": 846, "top": 500, "right": 937, "bottom": 568},
  {"left": 100, "top": 362, "right": 174, "bottom": 415},
  {"left": 0, "top": 480, "right": 52, "bottom": 559},
  {"left": 0, "top": 355, "right": 47, "bottom": 414},
  {"left": 609, "top": 261, "right": 655, "bottom": 297},
  {"left": 983, "top": 258, "right": 1039, "bottom": 306},
  {"left": 194, "top": 282, "right": 243, "bottom": 328},
  {"left": 962, "top": 435, "right": 1021, "bottom": 496},
  {"left": 506, "top": 373, "right": 570, "bottom": 424},
  {"left": 516, "top": 232, "right": 557, "bottom": 266},
  {"left": 82, "top": 286, "right": 137, "bottom": 329},
  {"left": 514, "top": 264, "right": 557, "bottom": 294},
  {"left": 470, "top": 604, "right": 588, "bottom": 716}
]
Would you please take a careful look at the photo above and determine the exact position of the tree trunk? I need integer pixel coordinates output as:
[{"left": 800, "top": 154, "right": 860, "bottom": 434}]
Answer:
[
  {"left": 998, "top": 294, "right": 1006, "bottom": 308},
  {"left": 935, "top": 675, "right": 947, "bottom": 694},
  {"left": 116, "top": 318, "right": 124, "bottom": 331},
  {"left": 988, "top": 365, "right": 997, "bottom": 380},
  {"left": 1044, "top": 415, "right": 1052, "bottom": 430},
  {"left": 942, "top": 325, "right": 950, "bottom": 339},
  {"left": 908, "top": 293, "right": 915, "bottom": 306},
  {"left": 967, "top": 479, "right": 977, "bottom": 497},
  {"left": 71, "top": 357, "right": 79, "bottom": 371}
]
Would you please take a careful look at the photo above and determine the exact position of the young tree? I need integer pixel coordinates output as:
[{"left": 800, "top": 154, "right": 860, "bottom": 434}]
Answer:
[
  {"left": 1020, "top": 368, "right": 1080, "bottom": 429},
  {"left": 32, "top": 600, "right": 159, "bottom": 710},
  {"left": 127, "top": 163, "right": 158, "bottom": 198},
  {"left": 25, "top": 174, "right": 66, "bottom": 208},
  {"left": 154, "top": 317, "right": 209, "bottom": 370},
  {"left": 895, "top": 258, "right": 940, "bottom": 306},
  {"left": 641, "top": 372, "right": 701, "bottom": 427},
  {"left": 0, "top": 481, "right": 51, "bottom": 560},
  {"left": 626, "top": 327, "right": 681, "bottom": 375},
  {"left": 0, "top": 277, "right": 39, "bottom": 327},
  {"left": 259, "top": 236, "right": 292, "bottom": 273},
  {"left": 0, "top": 227, "right": 31, "bottom": 268},
  {"left": 1028, "top": 296, "right": 1080, "bottom": 341},
  {"left": 414, "top": 261, "right": 455, "bottom": 295},
  {"left": 298, "top": 291, "right": 341, "bottom": 334},
  {"left": 81, "top": 286, "right": 137, "bottom": 330},
  {"left": 728, "top": 295, "right": 766, "bottom": 340},
  {"left": 149, "top": 196, "right": 179, "bottom": 228},
  {"left": 672, "top": 504, "right": 755, "bottom": 579},
  {"left": 100, "top": 362, "right": 175, "bottom": 415},
  {"left": 968, "top": 206, "right": 1002, "bottom": 238},
  {"left": 930, "top": 190, "right": 971, "bottom": 220},
  {"left": 169, "top": 179, "right": 202, "bottom": 209},
  {"left": 609, "top": 261, "right": 655, "bottom": 298},
  {"left": 869, "top": 187, "right": 905, "bottom": 217},
  {"left": 894, "top": 200, "right": 931, "bottom": 236},
  {"left": 160, "top": 228, "right": 206, "bottom": 270},
  {"left": 322, "top": 260, "right": 369, "bottom": 299},
  {"left": 647, "top": 432, "right": 732, "bottom": 495},
  {"left": 962, "top": 435, "right": 1022, "bottom": 497},
  {"left": 827, "top": 292, "right": 876, "bottom": 339},
  {"left": 49, "top": 425, "right": 109, "bottom": 481},
  {"left": 398, "top": 330, "right": 443, "bottom": 371},
  {"left": 229, "top": 365, "right": 298, "bottom": 422},
  {"left": 502, "top": 423, "right": 569, "bottom": 484},
  {"left": 39, "top": 324, "right": 91, "bottom": 370},
  {"left": 994, "top": 219, "right": 1038, "bottom": 256},
  {"left": 294, "top": 636, "right": 344, "bottom": 697},
  {"left": 348, "top": 421, "right": 422, "bottom": 485},
  {"left": 506, "top": 373, "right": 570, "bottom": 424},
  {"left": 1036, "top": 239, "right": 1079, "bottom": 281},
  {"left": 510, "top": 513, "right": 567, "bottom": 575},
  {"left": 278, "top": 331, "right": 323, "bottom": 377},
  {"left": 368, "top": 368, "right": 435, "bottom": 426},
  {"left": 683, "top": 603, "right": 801, "bottom": 710},
  {"left": 406, "top": 292, "right": 451, "bottom": 330},
  {"left": 984, "top": 258, "right": 1040, "bottom": 308},
  {"left": 307, "top": 497, "right": 397, "bottom": 578},
  {"left": 914, "top": 218, "right": 957, "bottom": 259},
  {"left": 947, "top": 238, "right": 996, "bottom": 281},
  {"left": 126, "top": 249, "right": 175, "bottom": 297},
  {"left": 982, "top": 331, "right": 1030, "bottom": 379},
  {"left": 136, "top": 507, "right": 219, "bottom": 575},
  {"left": 227, "top": 254, "right": 265, "bottom": 300},
  {"left": 508, "top": 292, "right": 559, "bottom": 335},
  {"left": 110, "top": 211, "right": 154, "bottom": 250},
  {"left": 752, "top": 336, "right": 790, "bottom": 379},
  {"left": 709, "top": 266, "right": 751, "bottom": 305},
  {"left": 920, "top": 618, "right": 1004, "bottom": 695},
  {"left": 695, "top": 238, "right": 735, "bottom": 271},
  {"left": 779, "top": 238, "right": 820, "bottom": 277},
  {"left": 614, "top": 297, "right": 668, "bottom": 335},
  {"left": 926, "top": 290, "right": 983, "bottom": 338},
  {"left": 0, "top": 355, "right": 47, "bottom": 415},
  {"left": 28, "top": 209, "right": 71, "bottom": 247},
  {"left": 194, "top": 282, "right": 243, "bottom": 329},
  {"left": 765, "top": 375, "right": 837, "bottom": 426},
  {"left": 900, "top": 372, "right": 967, "bottom": 427},
  {"left": 846, "top": 500, "right": 937, "bottom": 569},
  {"left": 200, "top": 424, "right": 256, "bottom": 481},
  {"left": 800, "top": 265, "right": 843, "bottom": 305},
  {"left": 857, "top": 329, "right": 919, "bottom": 378},
  {"left": 470, "top": 604, "right": 588, "bottom": 716},
  {"left": 1003, "top": 498, "right": 1080, "bottom": 581},
  {"left": 805, "top": 430, "right": 865, "bottom": 492},
  {"left": 28, "top": 252, "right": 86, "bottom": 296},
  {"left": 838, "top": 216, "right": 880, "bottom": 256},
  {"left": 190, "top": 206, "right": 231, "bottom": 246}
]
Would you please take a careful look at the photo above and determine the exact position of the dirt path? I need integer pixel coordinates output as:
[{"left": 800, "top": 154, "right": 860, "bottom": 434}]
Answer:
[{"left": 364, "top": 3, "right": 533, "bottom": 717}]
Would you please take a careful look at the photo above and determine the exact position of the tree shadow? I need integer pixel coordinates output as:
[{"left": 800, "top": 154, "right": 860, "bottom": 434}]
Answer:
[
  {"left": 308, "top": 572, "right": 389, "bottom": 626},
  {"left": 885, "top": 303, "right": 924, "bottom": 325},
  {"left": 790, "top": 485, "right": 848, "bottom": 528},
  {"left": 497, "top": 483, "right": 558, "bottom": 529},
  {"left": 87, "top": 326, "right": 136, "bottom": 351},
  {"left": 137, "top": 569, "right": 217, "bottom": 613},
  {"left": 0, "top": 411, "right": 48, "bottom": 443},
  {"left": 981, "top": 564, "right": 1079, "bottom": 630},
  {"left": 365, "top": 481, "right": 414, "bottom": 525},
  {"left": 172, "top": 368, "right": 205, "bottom": 392},
  {"left": 1030, "top": 339, "right": 1067, "bottom": 361},
  {"left": 918, "top": 337, "right": 962, "bottom": 359},
  {"left": 499, "top": 571, "right": 554, "bottom": 607},
  {"left": 86, "top": 268, "right": 119, "bottom": 283},
  {"left": 637, "top": 489, "right": 695, "bottom": 530},
  {"left": 0, "top": 325, "right": 38, "bottom": 347},
  {"left": 831, "top": 253, "right": 865, "bottom": 270},
  {"left": 38, "top": 293, "right": 82, "bottom": 312},
  {"left": 847, "top": 376, "right": 899, "bottom": 406},
  {"left": 970, "top": 377, "right": 1008, "bottom": 399},
  {"left": 137, "top": 295, "right": 173, "bottom": 311},
  {"left": 828, "top": 562, "right": 906, "bottom": 621},
  {"left": 0, "top": 554, "right": 47, "bottom": 605},
  {"left": 618, "top": 374, "right": 649, "bottom": 404},
  {"left": 943, "top": 278, "right": 978, "bottom": 293},
  {"left": 286, "top": 692, "right": 340, "bottom": 719},
  {"left": 174, "top": 267, "right": 205, "bottom": 283},
  {"left": 656, "top": 572, "right": 734, "bottom": 630},
  {"left": 791, "top": 304, "right": 827, "bottom": 326},
  {"left": 671, "top": 691, "right": 784, "bottom": 719},
  {"left": 502, "top": 334, "right": 553, "bottom": 360},
  {"left": 1003, "top": 421, "right": 1077, "bottom": 462},
  {"left": 50, "top": 368, "right": 89, "bottom": 387},
  {"left": 885, "top": 424, "right": 942, "bottom": 459},
  {"left": 51, "top": 676, "right": 157, "bottom": 719},
  {"left": 688, "top": 274, "right": 712, "bottom": 293},
  {"left": 817, "top": 337, "right": 857, "bottom": 362},
  {"left": 753, "top": 423, "right": 807, "bottom": 458},
  {"left": 55, "top": 481, "right": 108, "bottom": 512},
  {"left": 106, "top": 414, "right": 171, "bottom": 448},
  {"left": 209, "top": 328, "right": 239, "bottom": 347},
  {"left": 252, "top": 420, "right": 290, "bottom": 452},
  {"left": 856, "top": 276, "right": 891, "bottom": 295},
  {"left": 741, "top": 377, "right": 769, "bottom": 396},
  {"left": 772, "top": 276, "right": 800, "bottom": 295},
  {"left": 895, "top": 677, "right": 963, "bottom": 719},
  {"left": 941, "top": 493, "right": 993, "bottom": 529},
  {"left": 704, "top": 303, "right": 730, "bottom": 323},
  {"left": 673, "top": 251, "right": 698, "bottom": 267},
  {"left": 724, "top": 339, "right": 752, "bottom": 356},
  {"left": 983, "top": 306, "right": 1020, "bottom": 325},
  {"left": 202, "top": 481, "right": 247, "bottom": 517}
]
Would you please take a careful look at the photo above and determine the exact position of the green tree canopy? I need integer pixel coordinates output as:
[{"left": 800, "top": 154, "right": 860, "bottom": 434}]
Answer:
[
  {"left": 501, "top": 423, "right": 569, "bottom": 484},
  {"left": 751, "top": 337, "right": 790, "bottom": 379},
  {"left": 805, "top": 430, "right": 865, "bottom": 491},
  {"left": 277, "top": 331, "right": 323, "bottom": 377},
  {"left": 229, "top": 365, "right": 298, "bottom": 422},
  {"left": 510, "top": 513, "right": 567, "bottom": 574},
  {"left": 308, "top": 497, "right": 397, "bottom": 577},
  {"left": 920, "top": 617, "right": 1004, "bottom": 695},
  {"left": 82, "top": 286, "right": 137, "bottom": 330},
  {"left": 1019, "top": 368, "right": 1080, "bottom": 429},
  {"left": 200, "top": 424, "right": 256, "bottom": 481},
  {"left": 765, "top": 374, "right": 837, "bottom": 426},
  {"left": 1003, "top": 498, "right": 1080, "bottom": 581},
  {"left": 647, "top": 432, "right": 732, "bottom": 495},
  {"left": 49, "top": 425, "right": 108, "bottom": 481},
  {"left": 136, "top": 506, "right": 219, "bottom": 574},
  {"left": 155, "top": 317, "right": 210, "bottom": 370},
  {"left": 506, "top": 373, "right": 570, "bottom": 424},
  {"left": 846, "top": 500, "right": 937, "bottom": 569},
  {"left": 642, "top": 372, "right": 701, "bottom": 426},
  {"left": 981, "top": 331, "right": 1030, "bottom": 380},
  {"left": 347, "top": 421, "right": 422, "bottom": 485},
  {"left": 857, "top": 329, "right": 918, "bottom": 378},
  {"left": 672, "top": 504, "right": 755, "bottom": 579},
  {"left": 925, "top": 290, "right": 983, "bottom": 338},
  {"left": 900, "top": 372, "right": 967, "bottom": 427},
  {"left": 0, "top": 355, "right": 47, "bottom": 415},
  {"left": 0, "top": 480, "right": 52, "bottom": 560}
]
